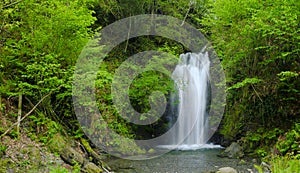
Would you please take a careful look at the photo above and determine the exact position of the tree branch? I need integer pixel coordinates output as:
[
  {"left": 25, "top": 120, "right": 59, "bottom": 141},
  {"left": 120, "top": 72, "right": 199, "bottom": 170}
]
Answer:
[{"left": 2, "top": 0, "right": 23, "bottom": 9}]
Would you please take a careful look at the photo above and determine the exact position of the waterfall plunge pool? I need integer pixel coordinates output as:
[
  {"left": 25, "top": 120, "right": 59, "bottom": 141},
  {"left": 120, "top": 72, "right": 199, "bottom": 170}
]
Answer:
[{"left": 105, "top": 148, "right": 256, "bottom": 173}]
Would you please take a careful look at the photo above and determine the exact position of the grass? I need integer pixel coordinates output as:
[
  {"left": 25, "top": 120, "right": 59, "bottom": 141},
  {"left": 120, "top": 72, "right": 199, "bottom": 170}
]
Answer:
[
  {"left": 255, "top": 156, "right": 300, "bottom": 173},
  {"left": 271, "top": 156, "right": 300, "bottom": 173}
]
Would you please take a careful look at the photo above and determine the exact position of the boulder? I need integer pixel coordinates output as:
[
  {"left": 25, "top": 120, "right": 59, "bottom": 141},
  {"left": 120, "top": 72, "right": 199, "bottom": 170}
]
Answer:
[
  {"left": 60, "top": 147, "right": 84, "bottom": 166},
  {"left": 220, "top": 142, "right": 244, "bottom": 158},
  {"left": 82, "top": 162, "right": 103, "bottom": 173},
  {"left": 261, "top": 161, "right": 271, "bottom": 173},
  {"left": 217, "top": 167, "right": 238, "bottom": 173}
]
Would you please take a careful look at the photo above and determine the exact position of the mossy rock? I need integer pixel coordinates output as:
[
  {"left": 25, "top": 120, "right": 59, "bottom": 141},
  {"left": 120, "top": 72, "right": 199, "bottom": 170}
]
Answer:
[
  {"left": 60, "top": 147, "right": 84, "bottom": 166},
  {"left": 47, "top": 133, "right": 67, "bottom": 153},
  {"left": 82, "top": 162, "right": 103, "bottom": 173},
  {"left": 219, "top": 142, "right": 244, "bottom": 159}
]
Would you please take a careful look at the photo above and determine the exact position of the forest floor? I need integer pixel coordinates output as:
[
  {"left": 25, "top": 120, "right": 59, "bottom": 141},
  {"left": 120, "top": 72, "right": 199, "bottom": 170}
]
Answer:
[
  {"left": 0, "top": 130, "right": 72, "bottom": 173},
  {"left": 0, "top": 111, "right": 76, "bottom": 173}
]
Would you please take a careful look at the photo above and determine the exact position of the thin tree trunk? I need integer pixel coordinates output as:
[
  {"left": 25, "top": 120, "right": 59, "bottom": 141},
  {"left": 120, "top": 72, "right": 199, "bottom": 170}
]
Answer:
[
  {"left": 124, "top": 14, "right": 131, "bottom": 53},
  {"left": 181, "top": 3, "right": 191, "bottom": 26},
  {"left": 17, "top": 94, "right": 22, "bottom": 138}
]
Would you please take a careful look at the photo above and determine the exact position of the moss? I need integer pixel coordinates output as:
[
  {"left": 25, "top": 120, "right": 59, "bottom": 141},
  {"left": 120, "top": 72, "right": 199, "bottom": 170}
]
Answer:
[
  {"left": 47, "top": 133, "right": 67, "bottom": 153},
  {"left": 0, "top": 159, "right": 8, "bottom": 172},
  {"left": 0, "top": 159, "right": 16, "bottom": 173},
  {"left": 81, "top": 138, "right": 93, "bottom": 153}
]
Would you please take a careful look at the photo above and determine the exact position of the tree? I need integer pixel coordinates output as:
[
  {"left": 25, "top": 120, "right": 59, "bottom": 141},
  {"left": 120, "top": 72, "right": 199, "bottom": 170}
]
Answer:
[{"left": 0, "top": 0, "right": 96, "bottom": 128}]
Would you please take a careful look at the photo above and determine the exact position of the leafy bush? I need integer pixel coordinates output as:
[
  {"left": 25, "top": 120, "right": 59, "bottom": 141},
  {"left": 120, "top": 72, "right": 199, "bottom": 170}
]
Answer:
[
  {"left": 276, "top": 123, "right": 300, "bottom": 158},
  {"left": 242, "top": 128, "right": 283, "bottom": 156}
]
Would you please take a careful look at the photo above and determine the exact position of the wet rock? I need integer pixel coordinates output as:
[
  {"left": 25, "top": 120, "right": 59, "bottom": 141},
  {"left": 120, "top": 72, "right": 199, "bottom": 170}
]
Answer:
[
  {"left": 209, "top": 132, "right": 230, "bottom": 147},
  {"left": 60, "top": 147, "right": 84, "bottom": 166},
  {"left": 217, "top": 167, "right": 238, "bottom": 173},
  {"left": 82, "top": 162, "right": 103, "bottom": 173},
  {"left": 252, "top": 158, "right": 258, "bottom": 163},
  {"left": 261, "top": 162, "right": 271, "bottom": 173},
  {"left": 247, "top": 168, "right": 255, "bottom": 173},
  {"left": 219, "top": 142, "right": 244, "bottom": 158}
]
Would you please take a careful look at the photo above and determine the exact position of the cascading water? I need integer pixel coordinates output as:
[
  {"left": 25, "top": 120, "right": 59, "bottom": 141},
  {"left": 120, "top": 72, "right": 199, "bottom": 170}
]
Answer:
[
  {"left": 171, "top": 52, "right": 210, "bottom": 148},
  {"left": 159, "top": 51, "right": 221, "bottom": 150}
]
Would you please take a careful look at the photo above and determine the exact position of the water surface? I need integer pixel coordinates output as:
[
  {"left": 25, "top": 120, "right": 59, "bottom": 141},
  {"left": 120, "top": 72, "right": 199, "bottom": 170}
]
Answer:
[{"left": 106, "top": 149, "right": 255, "bottom": 173}]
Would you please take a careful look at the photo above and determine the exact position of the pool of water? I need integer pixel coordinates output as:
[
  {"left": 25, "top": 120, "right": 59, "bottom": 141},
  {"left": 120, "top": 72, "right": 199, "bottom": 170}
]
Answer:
[{"left": 105, "top": 149, "right": 256, "bottom": 173}]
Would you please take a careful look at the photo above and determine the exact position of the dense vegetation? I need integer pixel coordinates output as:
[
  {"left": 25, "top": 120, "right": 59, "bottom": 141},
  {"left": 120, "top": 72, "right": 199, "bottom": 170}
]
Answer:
[
  {"left": 0, "top": 0, "right": 299, "bottom": 172},
  {"left": 204, "top": 0, "right": 300, "bottom": 158}
]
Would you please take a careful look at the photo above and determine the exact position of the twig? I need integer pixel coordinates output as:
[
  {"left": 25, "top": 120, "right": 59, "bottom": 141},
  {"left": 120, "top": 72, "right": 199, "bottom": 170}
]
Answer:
[
  {"left": 181, "top": 3, "right": 192, "bottom": 26},
  {"left": 251, "top": 84, "right": 263, "bottom": 102},
  {"left": 1, "top": 0, "right": 23, "bottom": 9},
  {"left": 124, "top": 15, "right": 132, "bottom": 53},
  {"left": 0, "top": 92, "right": 52, "bottom": 139},
  {"left": 103, "top": 166, "right": 111, "bottom": 173}
]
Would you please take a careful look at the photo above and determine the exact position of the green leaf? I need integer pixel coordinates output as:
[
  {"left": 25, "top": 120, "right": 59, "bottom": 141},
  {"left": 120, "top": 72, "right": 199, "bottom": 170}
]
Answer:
[{"left": 227, "top": 78, "right": 262, "bottom": 91}]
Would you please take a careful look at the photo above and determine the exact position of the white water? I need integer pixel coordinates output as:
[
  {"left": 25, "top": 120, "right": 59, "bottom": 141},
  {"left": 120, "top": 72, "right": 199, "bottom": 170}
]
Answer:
[{"left": 158, "top": 52, "right": 221, "bottom": 150}]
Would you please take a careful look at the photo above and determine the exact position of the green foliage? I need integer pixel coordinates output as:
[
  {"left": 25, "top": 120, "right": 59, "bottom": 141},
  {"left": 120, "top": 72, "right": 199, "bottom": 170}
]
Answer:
[
  {"left": 204, "top": 0, "right": 300, "bottom": 146},
  {"left": 72, "top": 162, "right": 81, "bottom": 173},
  {"left": 29, "top": 113, "right": 60, "bottom": 144},
  {"left": 253, "top": 164, "right": 264, "bottom": 173},
  {"left": 0, "top": 0, "right": 97, "bottom": 147},
  {"left": 49, "top": 163, "right": 80, "bottom": 173},
  {"left": 0, "top": 0, "right": 96, "bottom": 110},
  {"left": 0, "top": 96, "right": 5, "bottom": 112},
  {"left": 93, "top": 0, "right": 209, "bottom": 28},
  {"left": 92, "top": 37, "right": 185, "bottom": 142},
  {"left": 227, "top": 78, "right": 262, "bottom": 91},
  {"left": 278, "top": 71, "right": 299, "bottom": 82},
  {"left": 242, "top": 128, "right": 284, "bottom": 156},
  {"left": 49, "top": 166, "right": 70, "bottom": 173},
  {"left": 73, "top": 129, "right": 85, "bottom": 140},
  {"left": 0, "top": 159, "right": 11, "bottom": 173},
  {"left": 19, "top": 160, "right": 31, "bottom": 168},
  {"left": 8, "top": 129, "right": 19, "bottom": 139},
  {"left": 0, "top": 143, "right": 7, "bottom": 157},
  {"left": 47, "top": 133, "right": 67, "bottom": 154},
  {"left": 220, "top": 108, "right": 244, "bottom": 140},
  {"left": 271, "top": 156, "right": 300, "bottom": 173},
  {"left": 276, "top": 123, "right": 300, "bottom": 158}
]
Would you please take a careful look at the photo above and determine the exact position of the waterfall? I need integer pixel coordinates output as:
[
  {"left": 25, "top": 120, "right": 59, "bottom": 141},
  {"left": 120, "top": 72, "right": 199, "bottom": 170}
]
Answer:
[
  {"left": 158, "top": 51, "right": 222, "bottom": 150},
  {"left": 170, "top": 52, "right": 210, "bottom": 150}
]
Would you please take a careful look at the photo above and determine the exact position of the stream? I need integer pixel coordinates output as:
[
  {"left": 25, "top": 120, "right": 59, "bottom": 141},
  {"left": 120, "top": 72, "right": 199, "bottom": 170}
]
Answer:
[{"left": 105, "top": 148, "right": 256, "bottom": 173}]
